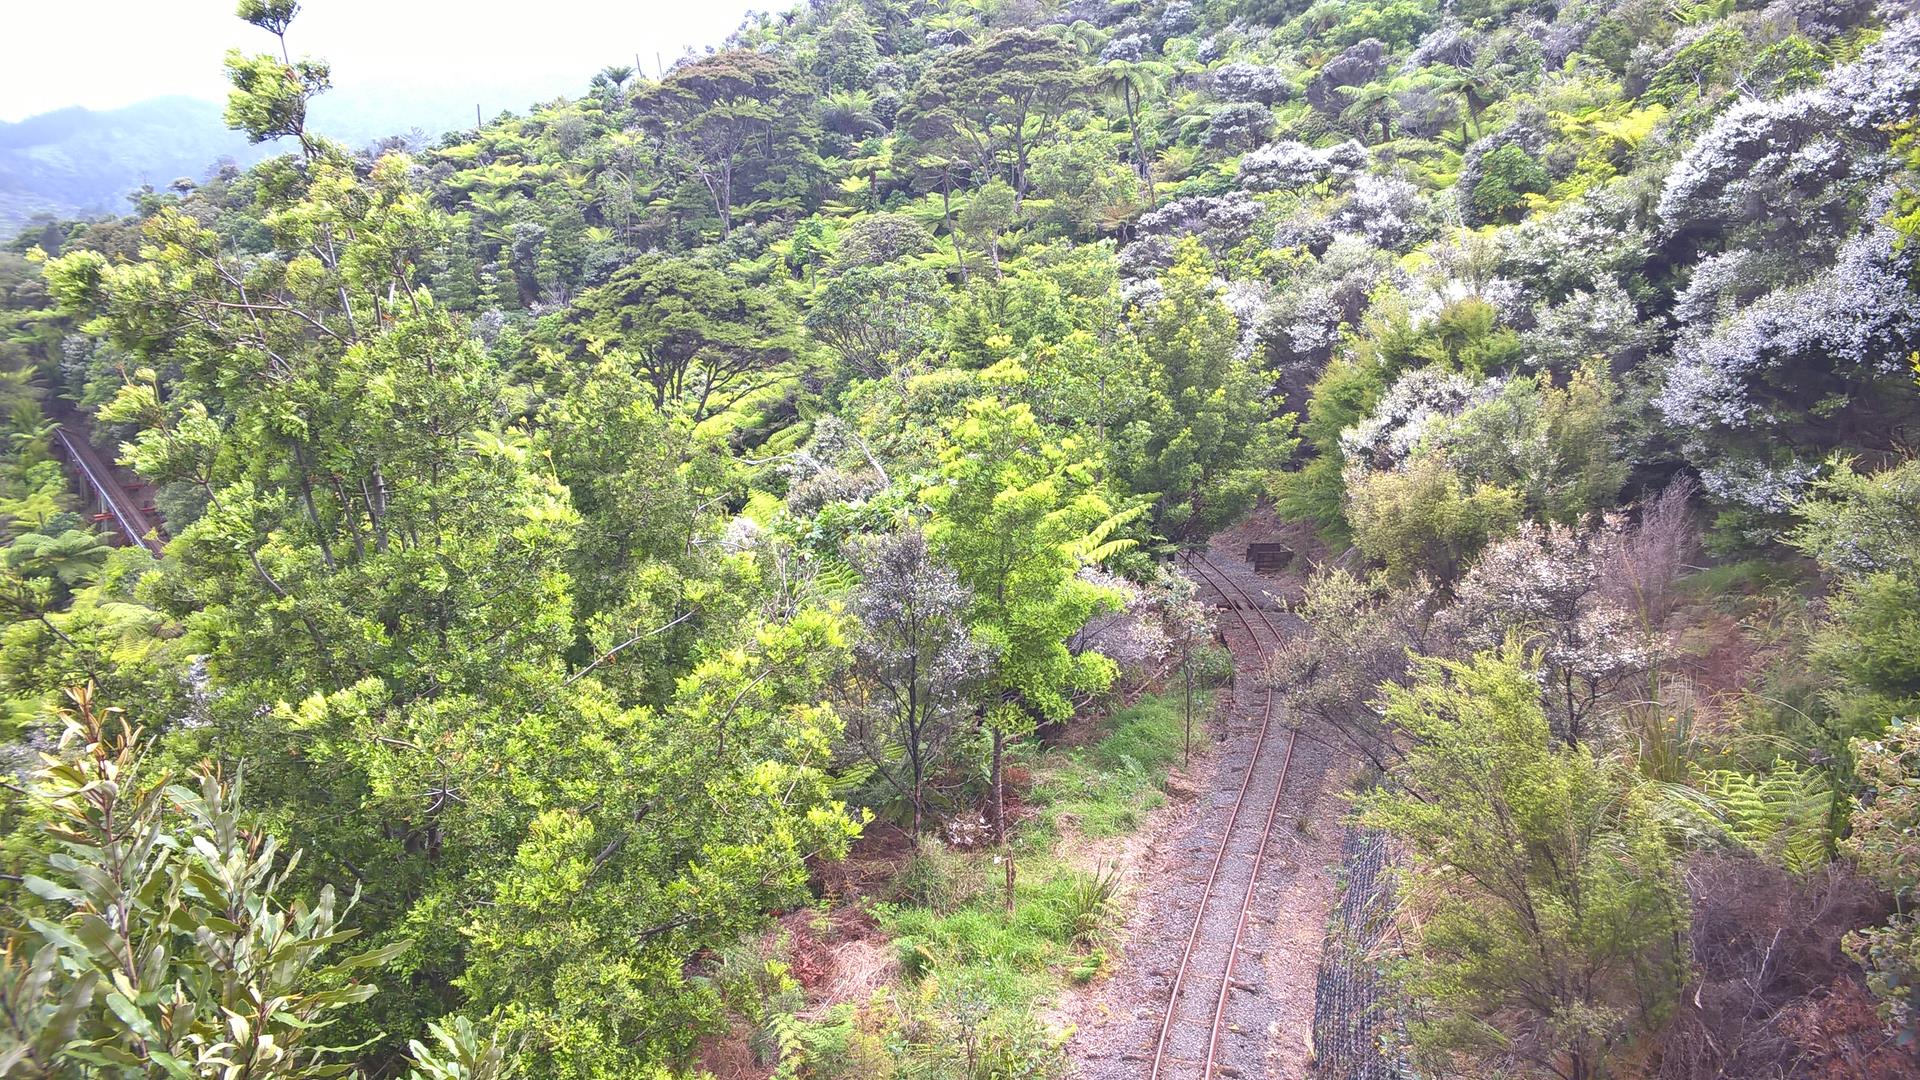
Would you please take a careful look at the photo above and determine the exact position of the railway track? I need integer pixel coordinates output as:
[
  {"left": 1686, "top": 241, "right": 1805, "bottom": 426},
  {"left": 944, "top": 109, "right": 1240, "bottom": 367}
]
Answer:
[
  {"left": 1148, "top": 550, "right": 1298, "bottom": 1079},
  {"left": 51, "top": 424, "right": 164, "bottom": 556}
]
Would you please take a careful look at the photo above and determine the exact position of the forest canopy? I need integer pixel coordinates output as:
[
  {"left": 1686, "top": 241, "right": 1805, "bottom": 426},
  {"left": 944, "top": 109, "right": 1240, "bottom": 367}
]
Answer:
[{"left": 2, "top": 0, "right": 1919, "bottom": 1077}]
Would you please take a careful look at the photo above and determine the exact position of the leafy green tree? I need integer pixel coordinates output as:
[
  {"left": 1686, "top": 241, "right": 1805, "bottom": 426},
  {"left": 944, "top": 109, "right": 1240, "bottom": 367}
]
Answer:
[
  {"left": 458, "top": 608, "right": 860, "bottom": 1079},
  {"left": 223, "top": 0, "right": 331, "bottom": 157},
  {"left": 1131, "top": 239, "right": 1297, "bottom": 539},
  {"left": 631, "top": 51, "right": 818, "bottom": 238},
  {"left": 806, "top": 264, "right": 946, "bottom": 380},
  {"left": 561, "top": 257, "right": 806, "bottom": 422},
  {"left": 1846, "top": 718, "right": 1920, "bottom": 1043},
  {"left": 958, "top": 179, "right": 1019, "bottom": 279},
  {"left": 1021, "top": 328, "right": 1161, "bottom": 478},
  {"left": 1789, "top": 460, "right": 1920, "bottom": 738},
  {"left": 1275, "top": 354, "right": 1385, "bottom": 540},
  {"left": 815, "top": 6, "right": 881, "bottom": 93},
  {"left": 1346, "top": 455, "right": 1522, "bottom": 584},
  {"left": 37, "top": 30, "right": 590, "bottom": 1054},
  {"left": 1436, "top": 361, "right": 1627, "bottom": 526},
  {"left": 1784, "top": 460, "right": 1920, "bottom": 1036},
  {"left": 904, "top": 29, "right": 1084, "bottom": 201},
  {"left": 1471, "top": 143, "right": 1550, "bottom": 222},
  {"left": 1092, "top": 58, "right": 1170, "bottom": 207},
  {"left": 1892, "top": 120, "right": 1920, "bottom": 271},
  {"left": 1356, "top": 647, "right": 1687, "bottom": 1080},
  {"left": 539, "top": 358, "right": 717, "bottom": 703},
  {"left": 926, "top": 400, "right": 1126, "bottom": 900},
  {"left": 845, "top": 528, "right": 987, "bottom": 839}
]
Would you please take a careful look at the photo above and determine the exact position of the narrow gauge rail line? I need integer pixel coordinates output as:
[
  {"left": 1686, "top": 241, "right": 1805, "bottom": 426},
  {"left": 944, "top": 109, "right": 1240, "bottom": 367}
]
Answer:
[
  {"left": 52, "top": 426, "right": 163, "bottom": 557},
  {"left": 1149, "top": 550, "right": 1297, "bottom": 1080}
]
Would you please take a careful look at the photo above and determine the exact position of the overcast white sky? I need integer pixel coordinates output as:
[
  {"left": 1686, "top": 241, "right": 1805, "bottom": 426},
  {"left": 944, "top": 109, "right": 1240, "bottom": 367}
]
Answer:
[{"left": 2, "top": 0, "right": 757, "bottom": 126}]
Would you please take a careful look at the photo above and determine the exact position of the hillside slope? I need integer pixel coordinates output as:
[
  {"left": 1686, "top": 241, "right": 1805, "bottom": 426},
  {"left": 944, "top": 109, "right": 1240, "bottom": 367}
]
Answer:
[
  {"left": 1, "top": 1, "right": 1918, "bottom": 1079},
  {"left": 0, "top": 97, "right": 271, "bottom": 230}
]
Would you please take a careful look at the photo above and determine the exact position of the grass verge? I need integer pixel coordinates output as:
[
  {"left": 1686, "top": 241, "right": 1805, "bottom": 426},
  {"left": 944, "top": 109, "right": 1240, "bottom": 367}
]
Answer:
[{"left": 726, "top": 686, "right": 1211, "bottom": 1079}]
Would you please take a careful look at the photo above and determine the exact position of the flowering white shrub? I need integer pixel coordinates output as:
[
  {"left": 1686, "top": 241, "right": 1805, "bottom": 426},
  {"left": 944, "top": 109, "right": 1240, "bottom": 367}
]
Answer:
[
  {"left": 1340, "top": 365, "right": 1502, "bottom": 475},
  {"left": 1445, "top": 520, "right": 1665, "bottom": 745},
  {"left": 1270, "top": 206, "right": 1339, "bottom": 252},
  {"left": 1117, "top": 233, "right": 1175, "bottom": 281},
  {"left": 1656, "top": 17, "right": 1919, "bottom": 243},
  {"left": 1761, "top": 0, "right": 1874, "bottom": 39},
  {"left": 1824, "top": 14, "right": 1920, "bottom": 129},
  {"left": 1334, "top": 173, "right": 1426, "bottom": 248},
  {"left": 1696, "top": 456, "right": 1825, "bottom": 515},
  {"left": 1306, "top": 38, "right": 1388, "bottom": 113},
  {"left": 1100, "top": 33, "right": 1149, "bottom": 62},
  {"left": 1210, "top": 62, "right": 1294, "bottom": 103},
  {"left": 1654, "top": 89, "right": 1861, "bottom": 239},
  {"left": 1203, "top": 101, "right": 1277, "bottom": 151},
  {"left": 1656, "top": 219, "right": 1920, "bottom": 513},
  {"left": 721, "top": 515, "right": 765, "bottom": 553},
  {"left": 1220, "top": 278, "right": 1275, "bottom": 360},
  {"left": 1523, "top": 280, "right": 1657, "bottom": 370},
  {"left": 1498, "top": 187, "right": 1653, "bottom": 300},
  {"left": 1258, "top": 235, "right": 1396, "bottom": 370},
  {"left": 1656, "top": 226, "right": 1920, "bottom": 434},
  {"left": 1160, "top": 0, "right": 1198, "bottom": 35},
  {"left": 1450, "top": 520, "right": 1600, "bottom": 633},
  {"left": 1403, "top": 274, "right": 1526, "bottom": 327},
  {"left": 1671, "top": 249, "right": 1773, "bottom": 327},
  {"left": 1135, "top": 192, "right": 1267, "bottom": 259},
  {"left": 1402, "top": 21, "right": 1477, "bottom": 70},
  {"left": 1070, "top": 567, "right": 1171, "bottom": 676},
  {"left": 1264, "top": 288, "right": 1345, "bottom": 369},
  {"left": 1238, "top": 139, "right": 1369, "bottom": 192}
]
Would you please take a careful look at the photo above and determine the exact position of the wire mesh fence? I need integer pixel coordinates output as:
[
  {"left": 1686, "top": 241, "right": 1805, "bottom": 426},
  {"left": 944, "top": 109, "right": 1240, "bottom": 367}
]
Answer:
[{"left": 1310, "top": 827, "right": 1418, "bottom": 1080}]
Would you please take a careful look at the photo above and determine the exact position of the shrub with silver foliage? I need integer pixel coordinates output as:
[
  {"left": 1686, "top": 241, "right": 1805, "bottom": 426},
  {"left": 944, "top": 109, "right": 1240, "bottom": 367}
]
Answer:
[
  {"left": 1209, "top": 62, "right": 1294, "bottom": 104},
  {"left": 1238, "top": 139, "right": 1369, "bottom": 191},
  {"left": 1656, "top": 226, "right": 1920, "bottom": 509},
  {"left": 1341, "top": 365, "right": 1503, "bottom": 476}
]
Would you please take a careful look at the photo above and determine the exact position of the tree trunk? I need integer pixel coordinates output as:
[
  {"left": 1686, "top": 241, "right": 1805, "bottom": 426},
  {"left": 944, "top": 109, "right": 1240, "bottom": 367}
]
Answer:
[
  {"left": 908, "top": 700, "right": 925, "bottom": 842},
  {"left": 1126, "top": 86, "right": 1156, "bottom": 209},
  {"left": 991, "top": 724, "right": 1004, "bottom": 841},
  {"left": 289, "top": 441, "right": 336, "bottom": 571},
  {"left": 940, "top": 173, "right": 968, "bottom": 285}
]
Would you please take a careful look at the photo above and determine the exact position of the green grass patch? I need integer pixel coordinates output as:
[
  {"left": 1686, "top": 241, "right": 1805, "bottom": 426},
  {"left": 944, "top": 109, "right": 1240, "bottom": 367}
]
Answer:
[
  {"left": 757, "top": 688, "right": 1210, "bottom": 1078},
  {"left": 1678, "top": 558, "right": 1803, "bottom": 598},
  {"left": 876, "top": 687, "right": 1210, "bottom": 985},
  {"left": 1024, "top": 688, "right": 1207, "bottom": 841}
]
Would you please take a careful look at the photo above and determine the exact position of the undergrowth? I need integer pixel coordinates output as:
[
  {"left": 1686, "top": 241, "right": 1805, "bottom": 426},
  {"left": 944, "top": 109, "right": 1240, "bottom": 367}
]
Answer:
[{"left": 735, "top": 686, "right": 1212, "bottom": 1079}]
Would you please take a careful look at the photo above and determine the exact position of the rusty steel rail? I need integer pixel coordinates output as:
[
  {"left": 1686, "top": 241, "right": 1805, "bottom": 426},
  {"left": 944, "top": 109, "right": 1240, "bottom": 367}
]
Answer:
[
  {"left": 51, "top": 425, "right": 163, "bottom": 556},
  {"left": 1150, "top": 550, "right": 1298, "bottom": 1079},
  {"left": 1195, "top": 548, "right": 1285, "bottom": 643}
]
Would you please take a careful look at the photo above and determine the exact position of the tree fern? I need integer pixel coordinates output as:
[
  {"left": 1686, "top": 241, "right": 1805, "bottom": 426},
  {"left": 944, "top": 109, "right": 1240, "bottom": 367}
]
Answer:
[
  {"left": 1067, "top": 504, "right": 1147, "bottom": 567},
  {"left": 1659, "top": 764, "right": 1836, "bottom": 872}
]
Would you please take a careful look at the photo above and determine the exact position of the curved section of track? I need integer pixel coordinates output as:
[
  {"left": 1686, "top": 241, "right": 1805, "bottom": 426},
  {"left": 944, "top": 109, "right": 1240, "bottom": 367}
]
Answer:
[{"left": 1148, "top": 552, "right": 1297, "bottom": 1079}]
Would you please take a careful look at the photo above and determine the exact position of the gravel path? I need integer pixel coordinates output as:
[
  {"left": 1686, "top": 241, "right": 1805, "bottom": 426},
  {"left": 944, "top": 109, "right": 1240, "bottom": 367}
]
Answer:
[{"left": 1064, "top": 535, "right": 1350, "bottom": 1080}]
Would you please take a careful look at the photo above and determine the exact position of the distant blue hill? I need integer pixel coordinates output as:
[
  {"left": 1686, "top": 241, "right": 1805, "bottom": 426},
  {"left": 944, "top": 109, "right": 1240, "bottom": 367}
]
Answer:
[
  {"left": 0, "top": 87, "right": 573, "bottom": 240},
  {"left": 0, "top": 97, "right": 273, "bottom": 236}
]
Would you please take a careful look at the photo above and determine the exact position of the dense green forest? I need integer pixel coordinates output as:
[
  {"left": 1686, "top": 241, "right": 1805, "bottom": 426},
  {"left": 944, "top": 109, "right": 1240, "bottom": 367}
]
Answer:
[{"left": 2, "top": 0, "right": 1918, "bottom": 1076}]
